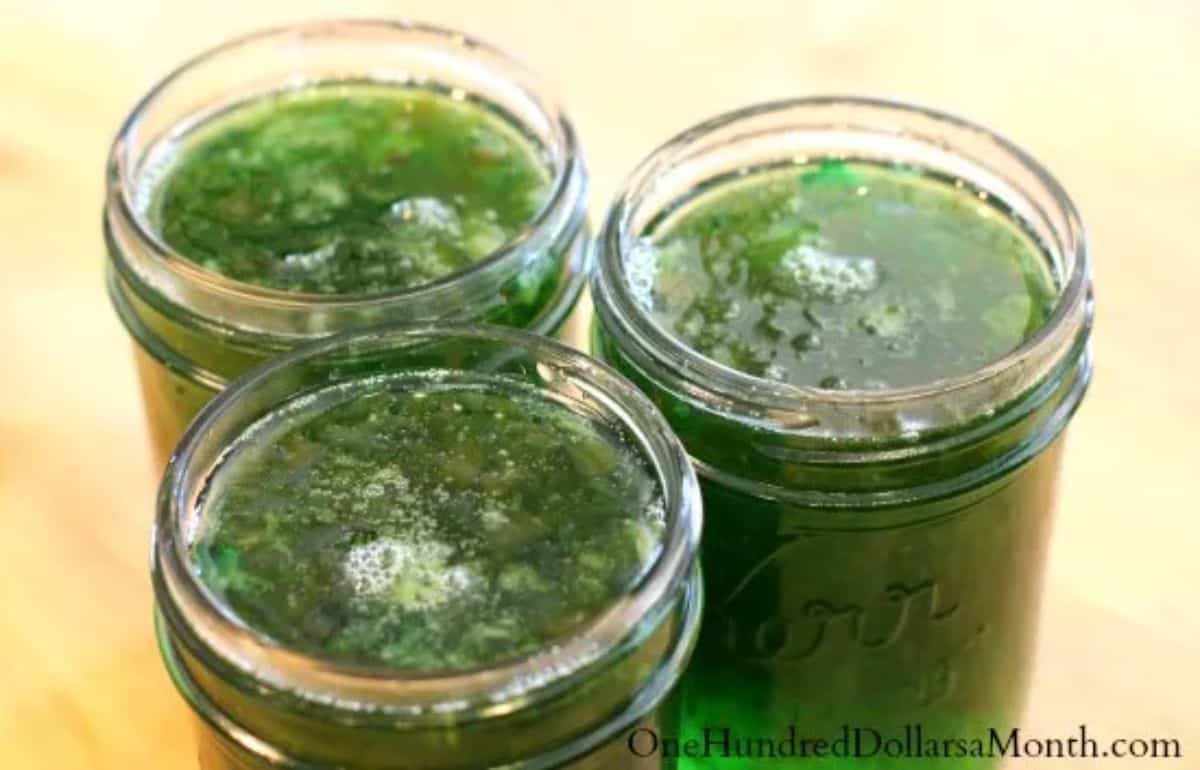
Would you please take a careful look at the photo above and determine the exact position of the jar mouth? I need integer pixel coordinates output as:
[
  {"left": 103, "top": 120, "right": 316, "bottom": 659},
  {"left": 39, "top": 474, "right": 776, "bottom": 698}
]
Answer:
[
  {"left": 593, "top": 96, "right": 1092, "bottom": 440},
  {"left": 108, "top": 19, "right": 587, "bottom": 336},
  {"left": 152, "top": 324, "right": 701, "bottom": 719}
]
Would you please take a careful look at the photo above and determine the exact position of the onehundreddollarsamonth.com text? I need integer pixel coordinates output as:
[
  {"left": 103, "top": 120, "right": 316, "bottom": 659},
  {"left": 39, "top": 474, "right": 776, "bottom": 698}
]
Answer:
[{"left": 627, "top": 724, "right": 1183, "bottom": 762}]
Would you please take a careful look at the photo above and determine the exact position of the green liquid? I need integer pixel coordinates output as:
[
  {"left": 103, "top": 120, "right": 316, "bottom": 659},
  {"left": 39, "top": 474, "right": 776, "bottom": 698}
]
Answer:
[
  {"left": 192, "top": 374, "right": 664, "bottom": 672},
  {"left": 668, "top": 460, "right": 1061, "bottom": 769},
  {"left": 635, "top": 160, "right": 1056, "bottom": 389},
  {"left": 151, "top": 83, "right": 551, "bottom": 295}
]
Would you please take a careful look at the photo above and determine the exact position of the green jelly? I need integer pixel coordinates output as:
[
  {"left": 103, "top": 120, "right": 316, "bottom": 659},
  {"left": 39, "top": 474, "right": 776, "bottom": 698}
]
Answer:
[
  {"left": 191, "top": 374, "right": 664, "bottom": 672},
  {"left": 634, "top": 160, "right": 1057, "bottom": 389},
  {"left": 151, "top": 83, "right": 551, "bottom": 295}
]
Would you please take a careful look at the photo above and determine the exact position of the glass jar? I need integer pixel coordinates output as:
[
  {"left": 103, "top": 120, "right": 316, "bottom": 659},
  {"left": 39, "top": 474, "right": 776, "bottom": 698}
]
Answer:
[
  {"left": 591, "top": 98, "right": 1093, "bottom": 766},
  {"left": 106, "top": 20, "right": 590, "bottom": 466},
  {"left": 152, "top": 324, "right": 703, "bottom": 769}
]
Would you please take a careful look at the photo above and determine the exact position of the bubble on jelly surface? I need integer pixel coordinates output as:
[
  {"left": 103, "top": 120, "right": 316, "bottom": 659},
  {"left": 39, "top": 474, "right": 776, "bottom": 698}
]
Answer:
[
  {"left": 643, "top": 495, "right": 666, "bottom": 527},
  {"left": 343, "top": 536, "right": 472, "bottom": 610},
  {"left": 279, "top": 241, "right": 338, "bottom": 273},
  {"left": 383, "top": 196, "right": 462, "bottom": 236},
  {"left": 625, "top": 238, "right": 661, "bottom": 311},
  {"left": 781, "top": 245, "right": 880, "bottom": 302}
]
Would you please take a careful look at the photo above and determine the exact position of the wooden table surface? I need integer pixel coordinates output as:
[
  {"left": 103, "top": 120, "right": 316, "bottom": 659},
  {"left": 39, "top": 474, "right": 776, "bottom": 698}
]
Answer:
[{"left": 1, "top": 2, "right": 1196, "bottom": 768}]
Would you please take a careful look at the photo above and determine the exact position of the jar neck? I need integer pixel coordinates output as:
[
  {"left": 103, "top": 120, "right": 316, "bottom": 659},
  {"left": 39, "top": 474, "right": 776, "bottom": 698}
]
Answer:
[
  {"left": 156, "top": 572, "right": 701, "bottom": 769},
  {"left": 594, "top": 319, "right": 1091, "bottom": 508},
  {"left": 591, "top": 97, "right": 1094, "bottom": 504},
  {"left": 105, "top": 19, "right": 588, "bottom": 355},
  {"left": 106, "top": 222, "right": 590, "bottom": 385},
  {"left": 152, "top": 325, "right": 703, "bottom": 767}
]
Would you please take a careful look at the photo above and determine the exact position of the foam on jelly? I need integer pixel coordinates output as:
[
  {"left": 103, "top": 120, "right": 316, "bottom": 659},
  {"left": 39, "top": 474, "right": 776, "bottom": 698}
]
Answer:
[
  {"left": 643, "top": 495, "right": 666, "bottom": 528},
  {"left": 384, "top": 196, "right": 462, "bottom": 236},
  {"left": 626, "top": 238, "right": 661, "bottom": 311},
  {"left": 781, "top": 245, "right": 880, "bottom": 302},
  {"left": 280, "top": 241, "right": 338, "bottom": 274},
  {"left": 343, "top": 536, "right": 475, "bottom": 610}
]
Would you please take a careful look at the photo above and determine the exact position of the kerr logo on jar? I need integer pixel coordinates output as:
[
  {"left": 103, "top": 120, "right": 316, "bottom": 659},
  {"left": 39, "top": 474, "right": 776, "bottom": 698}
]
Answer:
[{"left": 719, "top": 567, "right": 964, "bottom": 662}]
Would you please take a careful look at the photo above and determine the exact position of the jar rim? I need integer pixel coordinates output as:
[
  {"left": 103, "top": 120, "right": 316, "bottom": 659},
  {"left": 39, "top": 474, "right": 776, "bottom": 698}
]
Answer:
[
  {"left": 108, "top": 19, "right": 587, "bottom": 336},
  {"left": 592, "top": 95, "right": 1092, "bottom": 440},
  {"left": 152, "top": 323, "right": 702, "bottom": 720}
]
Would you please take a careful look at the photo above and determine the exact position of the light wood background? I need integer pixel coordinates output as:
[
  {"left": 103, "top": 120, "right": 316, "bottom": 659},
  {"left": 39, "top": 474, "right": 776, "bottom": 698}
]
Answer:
[{"left": 1, "top": 2, "right": 1196, "bottom": 768}]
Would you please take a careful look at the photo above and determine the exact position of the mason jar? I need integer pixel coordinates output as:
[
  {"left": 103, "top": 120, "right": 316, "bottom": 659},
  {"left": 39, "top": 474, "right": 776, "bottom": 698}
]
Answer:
[
  {"left": 591, "top": 97, "right": 1093, "bottom": 766},
  {"left": 152, "top": 324, "right": 702, "bottom": 769},
  {"left": 106, "top": 20, "right": 590, "bottom": 466}
]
